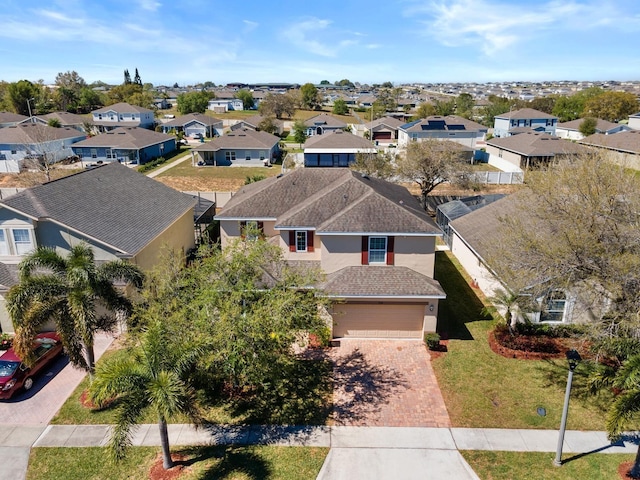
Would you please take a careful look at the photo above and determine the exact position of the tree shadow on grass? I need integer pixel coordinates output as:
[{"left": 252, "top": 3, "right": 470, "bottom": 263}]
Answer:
[
  {"left": 175, "top": 445, "right": 271, "bottom": 480},
  {"left": 329, "top": 348, "right": 409, "bottom": 425},
  {"left": 435, "top": 251, "right": 493, "bottom": 341}
]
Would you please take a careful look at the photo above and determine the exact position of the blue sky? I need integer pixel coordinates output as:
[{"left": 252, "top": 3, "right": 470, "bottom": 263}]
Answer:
[{"left": 1, "top": 0, "right": 639, "bottom": 86}]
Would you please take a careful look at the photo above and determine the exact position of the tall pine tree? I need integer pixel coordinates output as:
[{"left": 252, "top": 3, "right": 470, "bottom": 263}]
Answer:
[
  {"left": 123, "top": 69, "right": 131, "bottom": 85},
  {"left": 133, "top": 68, "right": 142, "bottom": 86}
]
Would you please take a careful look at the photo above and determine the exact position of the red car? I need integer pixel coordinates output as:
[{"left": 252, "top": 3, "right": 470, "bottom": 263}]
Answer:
[{"left": 0, "top": 332, "right": 64, "bottom": 399}]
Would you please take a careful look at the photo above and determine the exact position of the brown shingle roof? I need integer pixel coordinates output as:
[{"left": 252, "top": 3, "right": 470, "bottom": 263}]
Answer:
[
  {"left": 579, "top": 131, "right": 640, "bottom": 154},
  {"left": 303, "top": 130, "right": 375, "bottom": 149},
  {"left": 163, "top": 113, "right": 222, "bottom": 128},
  {"left": 192, "top": 128, "right": 279, "bottom": 151},
  {"left": 0, "top": 112, "right": 28, "bottom": 124},
  {"left": 487, "top": 133, "right": 587, "bottom": 156},
  {"left": 92, "top": 102, "right": 154, "bottom": 114},
  {"left": 322, "top": 266, "right": 445, "bottom": 298},
  {"left": 217, "top": 168, "right": 441, "bottom": 235},
  {"left": 71, "top": 127, "right": 173, "bottom": 149},
  {"left": 495, "top": 108, "right": 557, "bottom": 120},
  {"left": 558, "top": 118, "right": 620, "bottom": 132},
  {"left": 304, "top": 113, "right": 347, "bottom": 128},
  {"left": 364, "top": 116, "right": 404, "bottom": 129},
  {"left": 39, "top": 111, "right": 90, "bottom": 126},
  {"left": 0, "top": 123, "right": 86, "bottom": 144}
]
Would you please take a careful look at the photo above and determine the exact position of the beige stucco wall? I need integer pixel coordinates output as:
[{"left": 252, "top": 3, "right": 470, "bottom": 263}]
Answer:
[
  {"left": 394, "top": 236, "right": 436, "bottom": 278},
  {"left": 451, "top": 232, "right": 504, "bottom": 300},
  {"left": 486, "top": 145, "right": 522, "bottom": 169},
  {"left": 280, "top": 231, "right": 322, "bottom": 262},
  {"left": 321, "top": 235, "right": 362, "bottom": 274},
  {"left": 423, "top": 301, "right": 438, "bottom": 332},
  {"left": 133, "top": 209, "right": 195, "bottom": 271}
]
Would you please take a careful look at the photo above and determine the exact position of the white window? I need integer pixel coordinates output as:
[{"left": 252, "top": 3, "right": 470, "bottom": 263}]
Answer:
[
  {"left": 0, "top": 231, "right": 8, "bottom": 255},
  {"left": 540, "top": 290, "right": 567, "bottom": 322},
  {"left": 226, "top": 151, "right": 236, "bottom": 162},
  {"left": 259, "top": 151, "right": 266, "bottom": 160},
  {"left": 296, "top": 231, "right": 307, "bottom": 252},
  {"left": 368, "top": 236, "right": 387, "bottom": 263},
  {"left": 12, "top": 229, "right": 33, "bottom": 255},
  {"left": 245, "top": 151, "right": 251, "bottom": 161},
  {"left": 91, "top": 149, "right": 97, "bottom": 158},
  {"left": 106, "top": 149, "right": 113, "bottom": 159}
]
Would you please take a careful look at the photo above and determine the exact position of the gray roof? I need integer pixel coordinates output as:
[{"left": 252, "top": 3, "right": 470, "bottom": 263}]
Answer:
[
  {"left": 323, "top": 265, "right": 445, "bottom": 298},
  {"left": 579, "top": 130, "right": 640, "bottom": 154},
  {"left": 72, "top": 127, "right": 173, "bottom": 149},
  {"left": 495, "top": 108, "right": 557, "bottom": 120},
  {"left": 0, "top": 163, "right": 196, "bottom": 256},
  {"left": 0, "top": 263, "right": 19, "bottom": 290},
  {"left": 400, "top": 115, "right": 487, "bottom": 133},
  {"left": 304, "top": 113, "right": 347, "bottom": 128},
  {"left": 487, "top": 133, "right": 587, "bottom": 156},
  {"left": 364, "top": 116, "right": 404, "bottom": 129},
  {"left": 39, "top": 111, "right": 90, "bottom": 126},
  {"left": 303, "top": 130, "right": 376, "bottom": 149},
  {"left": 217, "top": 168, "right": 441, "bottom": 235},
  {"left": 92, "top": 102, "right": 154, "bottom": 114},
  {"left": 557, "top": 118, "right": 621, "bottom": 132},
  {"left": 236, "top": 114, "right": 284, "bottom": 129},
  {"left": 192, "top": 128, "right": 279, "bottom": 151},
  {"left": 0, "top": 123, "right": 86, "bottom": 144},
  {"left": 163, "top": 113, "right": 222, "bottom": 128},
  {"left": 0, "top": 112, "right": 28, "bottom": 125}
]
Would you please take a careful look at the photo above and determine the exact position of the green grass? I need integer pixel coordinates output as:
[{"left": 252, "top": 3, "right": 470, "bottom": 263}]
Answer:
[
  {"left": 28, "top": 445, "right": 328, "bottom": 480},
  {"left": 461, "top": 451, "right": 633, "bottom": 480},
  {"left": 432, "top": 251, "right": 610, "bottom": 430}
]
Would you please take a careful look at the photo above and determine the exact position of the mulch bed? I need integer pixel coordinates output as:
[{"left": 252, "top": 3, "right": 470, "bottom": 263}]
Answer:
[
  {"left": 488, "top": 329, "right": 577, "bottom": 360},
  {"left": 149, "top": 454, "right": 191, "bottom": 480},
  {"left": 618, "top": 461, "right": 640, "bottom": 479}
]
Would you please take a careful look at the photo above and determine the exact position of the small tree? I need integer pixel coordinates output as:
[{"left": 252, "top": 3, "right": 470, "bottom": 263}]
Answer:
[
  {"left": 300, "top": 83, "right": 321, "bottom": 110},
  {"left": 257, "top": 116, "right": 278, "bottom": 134},
  {"left": 235, "top": 89, "right": 255, "bottom": 110},
  {"left": 292, "top": 120, "right": 307, "bottom": 144},
  {"left": 350, "top": 151, "right": 395, "bottom": 179},
  {"left": 332, "top": 99, "right": 348, "bottom": 115},
  {"left": 396, "top": 139, "right": 473, "bottom": 211},
  {"left": 176, "top": 91, "right": 211, "bottom": 114},
  {"left": 579, "top": 117, "right": 598, "bottom": 137}
]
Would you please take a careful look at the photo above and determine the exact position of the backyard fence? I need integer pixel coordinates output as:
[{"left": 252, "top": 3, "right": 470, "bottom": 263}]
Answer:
[{"left": 470, "top": 171, "right": 524, "bottom": 185}]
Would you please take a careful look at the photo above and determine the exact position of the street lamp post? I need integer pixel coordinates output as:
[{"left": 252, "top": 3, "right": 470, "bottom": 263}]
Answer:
[
  {"left": 553, "top": 349, "right": 582, "bottom": 467},
  {"left": 26, "top": 98, "right": 35, "bottom": 122}
]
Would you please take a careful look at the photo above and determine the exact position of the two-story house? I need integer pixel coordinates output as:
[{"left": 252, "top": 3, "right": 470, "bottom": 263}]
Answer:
[
  {"left": 397, "top": 115, "right": 487, "bottom": 148},
  {"left": 161, "top": 113, "right": 223, "bottom": 138},
  {"left": 215, "top": 168, "right": 445, "bottom": 339},
  {"left": 91, "top": 102, "right": 155, "bottom": 132},
  {"left": 493, "top": 108, "right": 558, "bottom": 138},
  {"left": 0, "top": 162, "right": 197, "bottom": 332}
]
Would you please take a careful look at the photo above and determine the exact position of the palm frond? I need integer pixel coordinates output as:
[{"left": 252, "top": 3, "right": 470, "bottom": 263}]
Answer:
[
  {"left": 109, "top": 390, "right": 148, "bottom": 461},
  {"left": 607, "top": 390, "right": 640, "bottom": 439},
  {"left": 18, "top": 246, "right": 67, "bottom": 279},
  {"left": 98, "top": 261, "right": 145, "bottom": 289}
]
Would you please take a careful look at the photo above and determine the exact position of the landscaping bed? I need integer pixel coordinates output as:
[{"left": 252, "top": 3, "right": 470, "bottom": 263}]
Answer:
[{"left": 489, "top": 324, "right": 588, "bottom": 360}]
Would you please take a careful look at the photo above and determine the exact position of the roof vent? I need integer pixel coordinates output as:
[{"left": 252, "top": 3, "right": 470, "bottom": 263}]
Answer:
[{"left": 361, "top": 173, "right": 369, "bottom": 180}]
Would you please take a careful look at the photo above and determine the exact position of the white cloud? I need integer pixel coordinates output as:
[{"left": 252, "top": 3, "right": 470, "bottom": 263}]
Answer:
[
  {"left": 243, "top": 20, "right": 259, "bottom": 33},
  {"left": 405, "top": 0, "right": 618, "bottom": 56},
  {"left": 34, "top": 9, "right": 84, "bottom": 25},
  {"left": 138, "top": 0, "right": 161, "bottom": 11},
  {"left": 281, "top": 18, "right": 337, "bottom": 57}
]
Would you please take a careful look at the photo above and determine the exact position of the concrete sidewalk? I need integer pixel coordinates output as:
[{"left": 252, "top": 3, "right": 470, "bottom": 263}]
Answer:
[{"left": 13, "top": 424, "right": 636, "bottom": 454}]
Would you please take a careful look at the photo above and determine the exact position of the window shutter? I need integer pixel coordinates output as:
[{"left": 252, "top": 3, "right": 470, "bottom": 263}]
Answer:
[
  {"left": 289, "top": 231, "right": 296, "bottom": 252},
  {"left": 386, "top": 236, "right": 394, "bottom": 265},
  {"left": 361, "top": 235, "right": 369, "bottom": 265},
  {"left": 307, "top": 231, "right": 314, "bottom": 252},
  {"left": 240, "top": 221, "right": 247, "bottom": 239}
]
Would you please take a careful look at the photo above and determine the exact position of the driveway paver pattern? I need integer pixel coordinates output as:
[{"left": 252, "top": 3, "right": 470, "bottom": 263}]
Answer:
[{"left": 330, "top": 340, "right": 451, "bottom": 427}]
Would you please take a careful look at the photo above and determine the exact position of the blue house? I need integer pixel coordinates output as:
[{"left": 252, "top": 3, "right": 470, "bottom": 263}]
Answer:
[
  {"left": 71, "top": 127, "right": 176, "bottom": 165},
  {"left": 91, "top": 103, "right": 155, "bottom": 132},
  {"left": 493, "top": 108, "right": 558, "bottom": 138},
  {"left": 191, "top": 128, "right": 280, "bottom": 166}
]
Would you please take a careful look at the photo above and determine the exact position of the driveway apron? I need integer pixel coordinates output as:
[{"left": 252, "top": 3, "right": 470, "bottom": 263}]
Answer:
[{"left": 330, "top": 340, "right": 451, "bottom": 427}]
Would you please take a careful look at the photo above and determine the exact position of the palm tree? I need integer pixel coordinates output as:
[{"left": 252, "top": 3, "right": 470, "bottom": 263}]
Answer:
[
  {"left": 89, "top": 320, "right": 204, "bottom": 469},
  {"left": 7, "top": 244, "right": 144, "bottom": 378},
  {"left": 481, "top": 288, "right": 521, "bottom": 332},
  {"left": 602, "top": 354, "right": 640, "bottom": 478}
]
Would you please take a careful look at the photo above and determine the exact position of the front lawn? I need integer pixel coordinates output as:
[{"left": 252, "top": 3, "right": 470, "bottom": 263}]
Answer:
[
  {"left": 432, "top": 251, "right": 610, "bottom": 430},
  {"left": 28, "top": 445, "right": 328, "bottom": 480},
  {"left": 461, "top": 451, "right": 633, "bottom": 480}
]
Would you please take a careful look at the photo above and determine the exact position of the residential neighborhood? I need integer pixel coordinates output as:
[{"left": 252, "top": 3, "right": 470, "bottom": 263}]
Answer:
[{"left": 2, "top": 2, "right": 640, "bottom": 478}]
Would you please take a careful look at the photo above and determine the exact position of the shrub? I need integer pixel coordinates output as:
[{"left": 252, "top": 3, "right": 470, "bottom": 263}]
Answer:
[
  {"left": 425, "top": 332, "right": 441, "bottom": 350},
  {"left": 494, "top": 324, "right": 559, "bottom": 354},
  {"left": 138, "top": 156, "right": 166, "bottom": 173}
]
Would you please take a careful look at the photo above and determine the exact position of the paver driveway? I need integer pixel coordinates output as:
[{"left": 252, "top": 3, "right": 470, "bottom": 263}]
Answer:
[{"left": 330, "top": 340, "right": 450, "bottom": 427}]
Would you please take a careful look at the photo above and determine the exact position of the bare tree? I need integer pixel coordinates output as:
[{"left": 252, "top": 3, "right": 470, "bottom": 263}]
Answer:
[
  {"left": 396, "top": 139, "right": 474, "bottom": 210},
  {"left": 350, "top": 151, "right": 396, "bottom": 179}
]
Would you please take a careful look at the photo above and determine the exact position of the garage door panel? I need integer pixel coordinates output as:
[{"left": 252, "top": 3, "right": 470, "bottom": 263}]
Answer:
[{"left": 332, "top": 304, "right": 424, "bottom": 339}]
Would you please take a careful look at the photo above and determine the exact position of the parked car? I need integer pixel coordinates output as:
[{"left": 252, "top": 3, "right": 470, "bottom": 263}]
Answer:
[{"left": 0, "top": 332, "right": 64, "bottom": 399}]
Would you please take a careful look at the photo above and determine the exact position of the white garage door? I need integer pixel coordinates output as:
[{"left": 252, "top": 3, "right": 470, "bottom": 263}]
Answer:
[{"left": 332, "top": 304, "right": 425, "bottom": 339}]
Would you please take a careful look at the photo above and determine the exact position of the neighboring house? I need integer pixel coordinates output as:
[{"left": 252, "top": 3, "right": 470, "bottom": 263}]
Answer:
[
  {"left": 555, "top": 118, "right": 631, "bottom": 140},
  {"left": 230, "top": 115, "right": 285, "bottom": 135},
  {"left": 628, "top": 112, "right": 640, "bottom": 130},
  {"left": 0, "top": 162, "right": 197, "bottom": 332},
  {"left": 493, "top": 108, "right": 558, "bottom": 137},
  {"left": 448, "top": 194, "right": 606, "bottom": 325},
  {"left": 0, "top": 123, "right": 86, "bottom": 173},
  {"left": 579, "top": 130, "right": 640, "bottom": 169},
  {"left": 303, "top": 130, "right": 377, "bottom": 167},
  {"left": 91, "top": 103, "right": 155, "bottom": 132},
  {"left": 486, "top": 132, "right": 587, "bottom": 171},
  {"left": 29, "top": 112, "right": 91, "bottom": 132},
  {"left": 215, "top": 168, "right": 446, "bottom": 339},
  {"left": 161, "top": 113, "right": 223, "bottom": 138},
  {"left": 398, "top": 115, "right": 488, "bottom": 149},
  {"left": 0, "top": 112, "right": 28, "bottom": 129},
  {"left": 361, "top": 116, "right": 404, "bottom": 144},
  {"left": 71, "top": 127, "right": 176, "bottom": 165},
  {"left": 207, "top": 91, "right": 244, "bottom": 113},
  {"left": 304, "top": 113, "right": 347, "bottom": 136},
  {"left": 191, "top": 128, "right": 280, "bottom": 166}
]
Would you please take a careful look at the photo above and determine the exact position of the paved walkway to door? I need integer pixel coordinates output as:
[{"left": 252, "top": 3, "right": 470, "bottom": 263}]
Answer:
[{"left": 329, "top": 340, "right": 451, "bottom": 428}]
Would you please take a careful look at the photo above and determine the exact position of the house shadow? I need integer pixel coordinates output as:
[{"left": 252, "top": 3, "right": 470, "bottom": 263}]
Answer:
[
  {"left": 434, "top": 251, "right": 492, "bottom": 341},
  {"left": 329, "top": 347, "right": 409, "bottom": 425}
]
